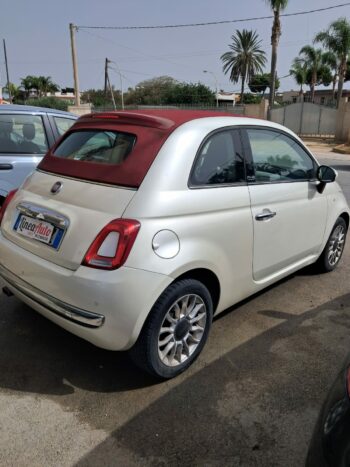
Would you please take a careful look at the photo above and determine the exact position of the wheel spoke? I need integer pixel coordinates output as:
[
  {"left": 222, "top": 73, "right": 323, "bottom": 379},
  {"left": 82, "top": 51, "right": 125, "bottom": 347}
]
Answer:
[
  {"left": 183, "top": 338, "right": 190, "bottom": 357},
  {"left": 190, "top": 324, "right": 204, "bottom": 332},
  {"left": 184, "top": 296, "right": 196, "bottom": 317},
  {"left": 188, "top": 333, "right": 201, "bottom": 344},
  {"left": 166, "top": 310, "right": 178, "bottom": 324},
  {"left": 180, "top": 296, "right": 190, "bottom": 316},
  {"left": 158, "top": 333, "right": 174, "bottom": 347},
  {"left": 161, "top": 341, "right": 175, "bottom": 360},
  {"left": 167, "top": 341, "right": 177, "bottom": 363},
  {"left": 190, "top": 311, "right": 206, "bottom": 324},
  {"left": 175, "top": 341, "right": 183, "bottom": 363},
  {"left": 174, "top": 303, "right": 182, "bottom": 320}
]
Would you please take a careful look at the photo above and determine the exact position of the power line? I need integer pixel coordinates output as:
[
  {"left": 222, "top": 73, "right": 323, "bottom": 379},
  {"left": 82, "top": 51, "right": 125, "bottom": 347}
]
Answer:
[{"left": 77, "top": 2, "right": 350, "bottom": 30}]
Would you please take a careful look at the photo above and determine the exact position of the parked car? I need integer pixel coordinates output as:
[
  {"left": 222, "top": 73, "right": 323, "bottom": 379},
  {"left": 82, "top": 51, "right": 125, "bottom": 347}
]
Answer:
[
  {"left": 306, "top": 355, "right": 350, "bottom": 466},
  {"left": 0, "top": 104, "right": 77, "bottom": 205},
  {"left": 0, "top": 110, "right": 348, "bottom": 379}
]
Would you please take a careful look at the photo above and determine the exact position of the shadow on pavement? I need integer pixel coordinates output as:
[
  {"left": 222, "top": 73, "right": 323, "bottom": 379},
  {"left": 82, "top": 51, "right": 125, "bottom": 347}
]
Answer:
[
  {"left": 0, "top": 301, "right": 159, "bottom": 395},
  {"left": 71, "top": 293, "right": 350, "bottom": 466},
  {"left": 1, "top": 278, "right": 350, "bottom": 465}
]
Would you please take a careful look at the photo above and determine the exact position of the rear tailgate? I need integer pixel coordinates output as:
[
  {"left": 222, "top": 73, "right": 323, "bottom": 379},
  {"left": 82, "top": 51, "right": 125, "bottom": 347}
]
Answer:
[{"left": 1, "top": 170, "right": 136, "bottom": 270}]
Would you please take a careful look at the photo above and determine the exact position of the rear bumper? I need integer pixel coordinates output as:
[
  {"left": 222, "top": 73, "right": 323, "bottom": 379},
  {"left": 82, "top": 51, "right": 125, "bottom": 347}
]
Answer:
[
  {"left": 0, "top": 232, "right": 172, "bottom": 350},
  {"left": 0, "top": 264, "right": 105, "bottom": 328}
]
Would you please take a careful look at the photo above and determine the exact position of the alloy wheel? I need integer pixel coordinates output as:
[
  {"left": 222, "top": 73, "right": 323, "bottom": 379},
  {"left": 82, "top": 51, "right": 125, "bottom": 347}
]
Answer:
[
  {"left": 158, "top": 294, "right": 207, "bottom": 367},
  {"left": 328, "top": 224, "right": 346, "bottom": 266}
]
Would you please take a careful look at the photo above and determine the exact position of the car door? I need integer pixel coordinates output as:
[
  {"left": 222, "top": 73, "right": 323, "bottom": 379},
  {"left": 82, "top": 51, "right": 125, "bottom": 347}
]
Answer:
[
  {"left": 0, "top": 112, "right": 54, "bottom": 202},
  {"left": 242, "top": 126, "right": 327, "bottom": 282},
  {"left": 188, "top": 127, "right": 254, "bottom": 308}
]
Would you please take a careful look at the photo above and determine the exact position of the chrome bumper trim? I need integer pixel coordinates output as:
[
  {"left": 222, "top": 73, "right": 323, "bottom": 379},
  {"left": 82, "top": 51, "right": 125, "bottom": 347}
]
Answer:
[{"left": 0, "top": 264, "right": 105, "bottom": 328}]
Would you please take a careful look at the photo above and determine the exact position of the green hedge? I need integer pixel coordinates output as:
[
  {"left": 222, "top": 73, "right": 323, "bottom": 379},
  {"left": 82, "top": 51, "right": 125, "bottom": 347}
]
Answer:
[{"left": 26, "top": 97, "right": 72, "bottom": 111}]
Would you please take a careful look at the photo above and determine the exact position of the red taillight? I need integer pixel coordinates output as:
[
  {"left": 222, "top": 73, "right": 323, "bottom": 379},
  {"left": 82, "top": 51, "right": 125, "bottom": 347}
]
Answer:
[
  {"left": 0, "top": 189, "right": 18, "bottom": 226},
  {"left": 82, "top": 219, "right": 140, "bottom": 270}
]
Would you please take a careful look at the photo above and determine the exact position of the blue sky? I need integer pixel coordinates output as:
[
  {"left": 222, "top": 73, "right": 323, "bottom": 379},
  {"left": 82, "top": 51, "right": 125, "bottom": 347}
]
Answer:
[{"left": 1, "top": 0, "right": 350, "bottom": 93}]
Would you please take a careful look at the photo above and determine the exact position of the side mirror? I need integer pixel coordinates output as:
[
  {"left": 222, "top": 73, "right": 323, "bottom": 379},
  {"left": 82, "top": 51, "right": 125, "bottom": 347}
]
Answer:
[
  {"left": 317, "top": 165, "right": 337, "bottom": 183},
  {"left": 316, "top": 165, "right": 337, "bottom": 193}
]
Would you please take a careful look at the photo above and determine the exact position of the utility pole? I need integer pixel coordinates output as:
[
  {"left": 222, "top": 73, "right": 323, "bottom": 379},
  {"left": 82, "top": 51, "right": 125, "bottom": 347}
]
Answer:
[
  {"left": 104, "top": 58, "right": 108, "bottom": 101},
  {"left": 69, "top": 23, "right": 80, "bottom": 106},
  {"left": 104, "top": 59, "right": 116, "bottom": 110},
  {"left": 113, "top": 62, "right": 124, "bottom": 110},
  {"left": 3, "top": 39, "right": 11, "bottom": 103}
]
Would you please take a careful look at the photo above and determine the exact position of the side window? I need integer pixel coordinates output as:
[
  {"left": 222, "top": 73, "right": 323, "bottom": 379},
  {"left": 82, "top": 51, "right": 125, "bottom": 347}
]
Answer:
[
  {"left": 0, "top": 114, "right": 48, "bottom": 154},
  {"left": 246, "top": 128, "right": 316, "bottom": 183},
  {"left": 190, "top": 130, "right": 245, "bottom": 186},
  {"left": 54, "top": 117, "right": 75, "bottom": 136}
]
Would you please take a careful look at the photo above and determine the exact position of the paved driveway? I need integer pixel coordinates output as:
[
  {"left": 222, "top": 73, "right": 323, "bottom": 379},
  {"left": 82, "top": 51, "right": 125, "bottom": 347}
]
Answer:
[{"left": 0, "top": 151, "right": 350, "bottom": 466}]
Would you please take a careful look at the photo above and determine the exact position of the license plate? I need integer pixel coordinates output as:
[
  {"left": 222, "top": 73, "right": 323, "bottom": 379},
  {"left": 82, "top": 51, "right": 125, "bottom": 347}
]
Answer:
[{"left": 14, "top": 215, "right": 59, "bottom": 247}]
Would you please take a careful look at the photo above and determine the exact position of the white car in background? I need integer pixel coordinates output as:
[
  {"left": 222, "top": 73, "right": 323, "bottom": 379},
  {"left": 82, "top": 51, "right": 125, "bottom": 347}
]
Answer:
[{"left": 0, "top": 110, "right": 348, "bottom": 379}]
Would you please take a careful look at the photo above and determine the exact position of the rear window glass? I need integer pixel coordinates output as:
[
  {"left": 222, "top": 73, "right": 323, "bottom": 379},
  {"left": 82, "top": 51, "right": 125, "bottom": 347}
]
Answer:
[{"left": 53, "top": 130, "right": 136, "bottom": 165}]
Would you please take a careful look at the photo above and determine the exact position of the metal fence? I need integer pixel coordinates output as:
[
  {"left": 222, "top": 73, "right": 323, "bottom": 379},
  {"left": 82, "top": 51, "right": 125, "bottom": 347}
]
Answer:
[{"left": 270, "top": 102, "right": 337, "bottom": 137}]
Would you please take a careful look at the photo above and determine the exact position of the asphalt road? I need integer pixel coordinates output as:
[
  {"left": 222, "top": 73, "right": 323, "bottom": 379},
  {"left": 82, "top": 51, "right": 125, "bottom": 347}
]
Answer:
[{"left": 1, "top": 151, "right": 350, "bottom": 467}]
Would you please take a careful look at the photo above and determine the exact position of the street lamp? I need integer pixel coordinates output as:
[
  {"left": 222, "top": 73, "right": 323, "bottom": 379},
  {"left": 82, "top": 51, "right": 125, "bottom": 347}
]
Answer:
[
  {"left": 203, "top": 70, "right": 218, "bottom": 108},
  {"left": 109, "top": 61, "right": 125, "bottom": 110}
]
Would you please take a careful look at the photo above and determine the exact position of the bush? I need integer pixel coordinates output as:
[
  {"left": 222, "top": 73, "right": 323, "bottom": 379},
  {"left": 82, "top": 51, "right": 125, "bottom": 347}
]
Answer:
[
  {"left": 241, "top": 93, "right": 262, "bottom": 104},
  {"left": 26, "top": 97, "right": 72, "bottom": 111}
]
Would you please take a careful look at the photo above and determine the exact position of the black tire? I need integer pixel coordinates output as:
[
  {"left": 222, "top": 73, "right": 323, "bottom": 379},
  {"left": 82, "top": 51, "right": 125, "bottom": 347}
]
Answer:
[
  {"left": 129, "top": 279, "right": 213, "bottom": 379},
  {"left": 315, "top": 217, "right": 347, "bottom": 272}
]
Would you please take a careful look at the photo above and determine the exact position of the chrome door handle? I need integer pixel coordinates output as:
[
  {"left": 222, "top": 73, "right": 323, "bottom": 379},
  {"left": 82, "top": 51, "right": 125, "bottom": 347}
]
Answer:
[{"left": 255, "top": 209, "right": 277, "bottom": 221}]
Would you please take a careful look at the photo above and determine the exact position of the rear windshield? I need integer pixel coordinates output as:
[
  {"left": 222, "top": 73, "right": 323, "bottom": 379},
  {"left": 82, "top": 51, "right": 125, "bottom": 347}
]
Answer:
[
  {"left": 39, "top": 121, "right": 170, "bottom": 188},
  {"left": 53, "top": 130, "right": 136, "bottom": 165}
]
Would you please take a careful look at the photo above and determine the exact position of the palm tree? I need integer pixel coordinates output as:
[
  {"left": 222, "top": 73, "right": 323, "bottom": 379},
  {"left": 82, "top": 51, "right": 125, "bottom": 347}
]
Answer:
[
  {"left": 297, "top": 46, "right": 324, "bottom": 103},
  {"left": 321, "top": 51, "right": 339, "bottom": 101},
  {"left": 265, "top": 0, "right": 289, "bottom": 108},
  {"left": 2, "top": 82, "right": 19, "bottom": 101},
  {"left": 314, "top": 18, "right": 350, "bottom": 107},
  {"left": 20, "top": 75, "right": 37, "bottom": 98},
  {"left": 289, "top": 59, "right": 307, "bottom": 96},
  {"left": 37, "top": 76, "right": 60, "bottom": 97},
  {"left": 221, "top": 29, "right": 267, "bottom": 103}
]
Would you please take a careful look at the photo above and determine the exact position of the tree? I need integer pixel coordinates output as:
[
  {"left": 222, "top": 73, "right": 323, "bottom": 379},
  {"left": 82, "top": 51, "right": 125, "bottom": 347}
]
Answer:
[
  {"left": 314, "top": 18, "right": 350, "bottom": 107},
  {"left": 124, "top": 76, "right": 178, "bottom": 105},
  {"left": 163, "top": 82, "right": 215, "bottom": 105},
  {"left": 37, "top": 76, "right": 60, "bottom": 96},
  {"left": 321, "top": 51, "right": 339, "bottom": 100},
  {"left": 305, "top": 65, "right": 332, "bottom": 89},
  {"left": 265, "top": 0, "right": 289, "bottom": 108},
  {"left": 221, "top": 29, "right": 267, "bottom": 103},
  {"left": 248, "top": 73, "right": 280, "bottom": 95},
  {"left": 20, "top": 75, "right": 60, "bottom": 98},
  {"left": 81, "top": 88, "right": 121, "bottom": 108},
  {"left": 82, "top": 79, "right": 215, "bottom": 108},
  {"left": 20, "top": 75, "right": 37, "bottom": 98},
  {"left": 289, "top": 59, "right": 308, "bottom": 95},
  {"left": 297, "top": 46, "right": 326, "bottom": 102},
  {"left": 2, "top": 82, "right": 20, "bottom": 101}
]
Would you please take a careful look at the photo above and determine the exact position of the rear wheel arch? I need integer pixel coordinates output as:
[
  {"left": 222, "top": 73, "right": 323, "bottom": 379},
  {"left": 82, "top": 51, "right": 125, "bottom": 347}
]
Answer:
[
  {"left": 339, "top": 212, "right": 349, "bottom": 230},
  {"left": 172, "top": 268, "right": 221, "bottom": 313}
]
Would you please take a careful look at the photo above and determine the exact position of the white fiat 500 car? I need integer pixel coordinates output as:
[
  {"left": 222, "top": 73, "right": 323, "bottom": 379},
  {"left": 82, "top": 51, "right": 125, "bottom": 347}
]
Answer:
[{"left": 0, "top": 110, "right": 348, "bottom": 378}]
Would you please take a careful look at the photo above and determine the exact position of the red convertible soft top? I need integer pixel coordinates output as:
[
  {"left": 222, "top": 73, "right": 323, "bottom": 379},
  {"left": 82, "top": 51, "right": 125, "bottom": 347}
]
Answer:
[{"left": 38, "top": 110, "right": 241, "bottom": 188}]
